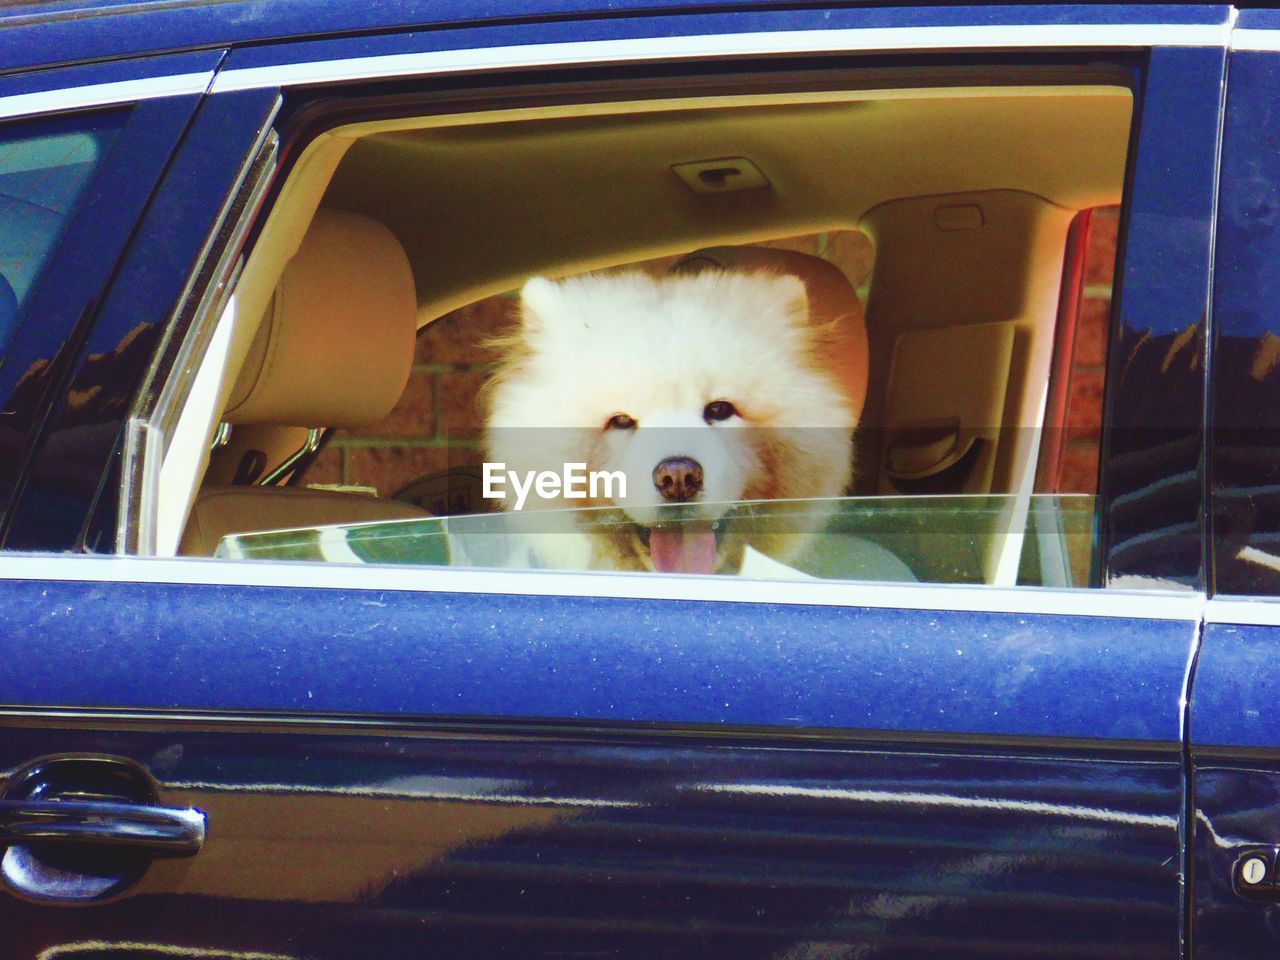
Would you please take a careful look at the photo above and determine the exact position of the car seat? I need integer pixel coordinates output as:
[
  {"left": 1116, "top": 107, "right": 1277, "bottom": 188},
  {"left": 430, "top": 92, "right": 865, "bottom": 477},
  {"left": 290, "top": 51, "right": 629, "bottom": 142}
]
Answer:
[{"left": 180, "top": 209, "right": 428, "bottom": 556}]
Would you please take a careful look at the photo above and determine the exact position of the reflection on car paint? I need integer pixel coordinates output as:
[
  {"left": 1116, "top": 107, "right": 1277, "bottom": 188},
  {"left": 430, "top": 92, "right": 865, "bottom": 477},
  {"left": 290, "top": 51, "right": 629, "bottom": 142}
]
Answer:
[{"left": 2, "top": 726, "right": 1182, "bottom": 959}]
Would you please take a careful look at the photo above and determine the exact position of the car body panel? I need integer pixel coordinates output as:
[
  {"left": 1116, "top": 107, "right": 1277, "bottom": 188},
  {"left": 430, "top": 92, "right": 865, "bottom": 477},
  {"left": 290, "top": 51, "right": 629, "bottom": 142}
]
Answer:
[
  {"left": 0, "top": 3, "right": 1246, "bottom": 957},
  {"left": 1193, "top": 29, "right": 1280, "bottom": 955},
  {"left": 0, "top": 720, "right": 1185, "bottom": 959},
  {"left": 0, "top": 49, "right": 215, "bottom": 116},
  {"left": 1098, "top": 44, "right": 1223, "bottom": 589},
  {"left": 0, "top": 2, "right": 1234, "bottom": 76},
  {"left": 0, "top": 558, "right": 1200, "bottom": 739},
  {"left": 0, "top": 50, "right": 222, "bottom": 536},
  {"left": 214, "top": 5, "right": 1230, "bottom": 77},
  {"left": 1, "top": 86, "right": 279, "bottom": 553},
  {"left": 1189, "top": 607, "right": 1280, "bottom": 958},
  {"left": 1207, "top": 44, "right": 1280, "bottom": 596}
]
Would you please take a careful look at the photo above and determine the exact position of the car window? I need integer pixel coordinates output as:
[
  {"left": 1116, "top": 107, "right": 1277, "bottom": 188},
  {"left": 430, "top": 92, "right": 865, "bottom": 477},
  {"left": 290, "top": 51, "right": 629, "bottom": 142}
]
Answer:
[
  {"left": 0, "top": 112, "right": 121, "bottom": 358},
  {"left": 138, "top": 67, "right": 1145, "bottom": 590}
]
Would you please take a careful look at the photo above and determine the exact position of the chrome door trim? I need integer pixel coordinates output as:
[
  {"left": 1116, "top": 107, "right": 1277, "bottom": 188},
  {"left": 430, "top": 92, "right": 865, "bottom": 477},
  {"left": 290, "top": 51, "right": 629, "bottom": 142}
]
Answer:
[
  {"left": 211, "top": 22, "right": 1233, "bottom": 95},
  {"left": 0, "top": 72, "right": 214, "bottom": 121},
  {"left": 0, "top": 553, "right": 1206, "bottom": 620},
  {"left": 1204, "top": 596, "right": 1280, "bottom": 626}
]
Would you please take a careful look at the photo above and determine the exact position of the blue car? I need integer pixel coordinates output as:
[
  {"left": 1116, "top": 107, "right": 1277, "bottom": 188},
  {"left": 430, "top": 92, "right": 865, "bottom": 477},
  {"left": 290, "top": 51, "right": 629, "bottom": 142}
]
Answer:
[{"left": 2, "top": 1, "right": 1280, "bottom": 956}]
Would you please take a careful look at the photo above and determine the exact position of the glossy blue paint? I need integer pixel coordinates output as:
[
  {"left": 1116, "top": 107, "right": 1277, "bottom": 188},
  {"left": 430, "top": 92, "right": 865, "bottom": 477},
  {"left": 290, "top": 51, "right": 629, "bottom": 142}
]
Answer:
[
  {"left": 1190, "top": 623, "right": 1280, "bottom": 752},
  {"left": 1098, "top": 45, "right": 1223, "bottom": 589},
  {"left": 1191, "top": 627, "right": 1279, "bottom": 951},
  {"left": 0, "top": 3, "right": 1231, "bottom": 76},
  {"left": 0, "top": 48, "right": 217, "bottom": 99},
  {"left": 1208, "top": 50, "right": 1280, "bottom": 596},
  {"left": 0, "top": 3, "right": 1227, "bottom": 952},
  {"left": 1237, "top": 8, "right": 1280, "bottom": 29},
  {"left": 0, "top": 723, "right": 1184, "bottom": 958},
  {"left": 4, "top": 87, "right": 279, "bottom": 552},
  {"left": 0, "top": 53, "right": 221, "bottom": 539},
  {"left": 0, "top": 575, "right": 1195, "bottom": 743},
  {"left": 1192, "top": 764, "right": 1280, "bottom": 959},
  {"left": 1186, "top": 39, "right": 1280, "bottom": 960},
  {"left": 220, "top": 4, "right": 1229, "bottom": 75}
]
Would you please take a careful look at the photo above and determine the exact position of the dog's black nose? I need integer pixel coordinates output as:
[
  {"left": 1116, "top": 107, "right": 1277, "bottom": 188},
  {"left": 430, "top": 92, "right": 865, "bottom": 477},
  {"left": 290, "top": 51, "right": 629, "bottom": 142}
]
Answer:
[{"left": 653, "top": 456, "right": 703, "bottom": 502}]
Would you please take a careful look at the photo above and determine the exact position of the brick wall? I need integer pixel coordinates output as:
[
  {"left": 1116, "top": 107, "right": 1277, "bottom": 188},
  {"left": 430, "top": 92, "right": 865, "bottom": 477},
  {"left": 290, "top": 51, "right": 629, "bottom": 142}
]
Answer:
[
  {"left": 300, "top": 230, "right": 877, "bottom": 503},
  {"left": 1058, "top": 205, "right": 1119, "bottom": 493},
  {"left": 301, "top": 296, "right": 499, "bottom": 499}
]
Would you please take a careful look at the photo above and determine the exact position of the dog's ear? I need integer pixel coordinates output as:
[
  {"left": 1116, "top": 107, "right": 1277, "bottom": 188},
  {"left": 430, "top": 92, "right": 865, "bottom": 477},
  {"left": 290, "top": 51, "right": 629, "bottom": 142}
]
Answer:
[
  {"left": 519, "top": 277, "right": 561, "bottom": 333},
  {"left": 765, "top": 273, "right": 811, "bottom": 328}
]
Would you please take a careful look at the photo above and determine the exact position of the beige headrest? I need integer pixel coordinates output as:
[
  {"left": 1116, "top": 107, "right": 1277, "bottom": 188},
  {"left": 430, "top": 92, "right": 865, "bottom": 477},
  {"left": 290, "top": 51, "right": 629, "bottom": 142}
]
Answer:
[
  {"left": 225, "top": 209, "right": 417, "bottom": 427},
  {"left": 673, "top": 246, "right": 869, "bottom": 420}
]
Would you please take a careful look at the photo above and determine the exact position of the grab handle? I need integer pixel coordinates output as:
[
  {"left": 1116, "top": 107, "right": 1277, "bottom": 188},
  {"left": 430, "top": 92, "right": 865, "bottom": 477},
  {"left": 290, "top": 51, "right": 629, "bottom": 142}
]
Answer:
[{"left": 0, "top": 798, "right": 205, "bottom": 856}]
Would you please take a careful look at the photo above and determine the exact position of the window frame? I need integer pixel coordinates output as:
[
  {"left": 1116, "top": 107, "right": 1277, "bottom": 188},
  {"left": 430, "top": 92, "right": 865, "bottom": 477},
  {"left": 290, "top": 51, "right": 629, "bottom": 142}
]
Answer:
[
  {"left": 0, "top": 50, "right": 223, "bottom": 545},
  {"left": 118, "top": 22, "right": 1220, "bottom": 600}
]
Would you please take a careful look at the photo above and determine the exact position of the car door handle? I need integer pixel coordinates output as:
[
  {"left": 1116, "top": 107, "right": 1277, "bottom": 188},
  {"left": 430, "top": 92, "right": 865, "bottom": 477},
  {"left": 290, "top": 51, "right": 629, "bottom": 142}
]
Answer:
[{"left": 0, "top": 798, "right": 205, "bottom": 856}]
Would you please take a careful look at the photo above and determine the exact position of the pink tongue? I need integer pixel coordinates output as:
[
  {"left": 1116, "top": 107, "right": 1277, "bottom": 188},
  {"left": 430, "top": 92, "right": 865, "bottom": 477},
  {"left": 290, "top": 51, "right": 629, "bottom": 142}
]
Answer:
[{"left": 649, "top": 524, "right": 717, "bottom": 574}]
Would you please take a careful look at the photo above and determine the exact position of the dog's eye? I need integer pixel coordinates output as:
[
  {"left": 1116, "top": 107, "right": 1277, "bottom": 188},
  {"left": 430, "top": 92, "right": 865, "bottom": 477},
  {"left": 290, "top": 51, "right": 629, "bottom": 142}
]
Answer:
[
  {"left": 703, "top": 400, "right": 738, "bottom": 423},
  {"left": 606, "top": 413, "right": 637, "bottom": 430}
]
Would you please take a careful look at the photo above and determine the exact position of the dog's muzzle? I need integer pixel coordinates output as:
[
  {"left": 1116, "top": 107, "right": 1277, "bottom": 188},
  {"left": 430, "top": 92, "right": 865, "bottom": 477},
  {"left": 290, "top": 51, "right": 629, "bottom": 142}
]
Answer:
[{"left": 652, "top": 456, "right": 703, "bottom": 503}]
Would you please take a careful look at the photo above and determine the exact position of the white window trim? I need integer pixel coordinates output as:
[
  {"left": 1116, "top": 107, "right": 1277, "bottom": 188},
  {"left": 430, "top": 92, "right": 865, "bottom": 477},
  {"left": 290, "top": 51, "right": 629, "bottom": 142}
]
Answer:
[
  {"left": 1205, "top": 596, "right": 1280, "bottom": 626},
  {"left": 1230, "top": 29, "right": 1280, "bottom": 51},
  {"left": 0, "top": 73, "right": 214, "bottom": 122},
  {"left": 211, "top": 22, "right": 1233, "bottom": 95},
  {"left": 0, "top": 20, "right": 1234, "bottom": 121},
  {"left": 0, "top": 553, "right": 1207, "bottom": 621},
  {"left": 151, "top": 293, "right": 242, "bottom": 557}
]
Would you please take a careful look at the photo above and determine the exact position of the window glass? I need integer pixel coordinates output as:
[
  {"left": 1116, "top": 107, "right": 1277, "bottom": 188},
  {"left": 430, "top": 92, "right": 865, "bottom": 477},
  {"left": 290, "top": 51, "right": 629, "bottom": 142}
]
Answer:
[
  {"left": 0, "top": 112, "right": 121, "bottom": 357},
  {"left": 170, "top": 77, "right": 1139, "bottom": 589},
  {"left": 220, "top": 492, "right": 1095, "bottom": 587}
]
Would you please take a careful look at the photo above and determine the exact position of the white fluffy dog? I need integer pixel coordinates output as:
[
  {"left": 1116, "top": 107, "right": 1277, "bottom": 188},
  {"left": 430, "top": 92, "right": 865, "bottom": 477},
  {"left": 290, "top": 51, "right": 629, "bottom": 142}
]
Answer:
[{"left": 483, "top": 269, "right": 858, "bottom": 574}]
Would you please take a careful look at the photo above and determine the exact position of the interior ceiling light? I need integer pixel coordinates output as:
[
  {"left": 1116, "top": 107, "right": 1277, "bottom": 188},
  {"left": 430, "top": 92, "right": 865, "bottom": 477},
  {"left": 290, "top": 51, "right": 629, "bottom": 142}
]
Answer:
[{"left": 671, "top": 157, "right": 770, "bottom": 194}]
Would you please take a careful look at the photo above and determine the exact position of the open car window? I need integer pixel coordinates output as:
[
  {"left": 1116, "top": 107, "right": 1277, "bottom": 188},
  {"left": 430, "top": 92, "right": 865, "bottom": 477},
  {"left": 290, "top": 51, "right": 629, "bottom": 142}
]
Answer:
[{"left": 133, "top": 66, "right": 1142, "bottom": 592}]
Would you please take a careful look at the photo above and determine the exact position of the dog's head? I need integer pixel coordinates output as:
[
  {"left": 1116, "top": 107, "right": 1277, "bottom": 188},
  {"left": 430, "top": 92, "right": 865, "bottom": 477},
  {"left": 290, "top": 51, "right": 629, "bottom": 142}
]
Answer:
[{"left": 484, "top": 269, "right": 858, "bottom": 572}]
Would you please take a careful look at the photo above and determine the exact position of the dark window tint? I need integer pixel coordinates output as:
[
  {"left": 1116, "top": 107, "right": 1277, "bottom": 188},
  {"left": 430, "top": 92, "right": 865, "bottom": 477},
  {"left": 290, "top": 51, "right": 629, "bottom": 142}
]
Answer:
[{"left": 0, "top": 111, "right": 122, "bottom": 357}]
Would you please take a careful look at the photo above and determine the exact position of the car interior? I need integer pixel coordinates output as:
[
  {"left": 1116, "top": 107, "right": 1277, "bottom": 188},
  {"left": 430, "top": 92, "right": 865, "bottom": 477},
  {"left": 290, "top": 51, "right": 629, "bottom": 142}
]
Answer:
[{"left": 137, "top": 67, "right": 1133, "bottom": 587}]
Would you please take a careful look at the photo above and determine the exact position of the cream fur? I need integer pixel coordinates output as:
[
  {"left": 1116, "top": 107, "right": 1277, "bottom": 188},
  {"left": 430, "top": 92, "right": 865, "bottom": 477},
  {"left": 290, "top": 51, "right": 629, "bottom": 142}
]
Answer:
[{"left": 484, "top": 269, "right": 858, "bottom": 572}]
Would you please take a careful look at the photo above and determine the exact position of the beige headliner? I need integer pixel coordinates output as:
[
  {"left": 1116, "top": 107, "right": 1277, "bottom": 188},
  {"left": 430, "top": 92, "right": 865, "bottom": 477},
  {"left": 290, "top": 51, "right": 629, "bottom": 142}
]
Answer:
[{"left": 319, "top": 85, "right": 1132, "bottom": 324}]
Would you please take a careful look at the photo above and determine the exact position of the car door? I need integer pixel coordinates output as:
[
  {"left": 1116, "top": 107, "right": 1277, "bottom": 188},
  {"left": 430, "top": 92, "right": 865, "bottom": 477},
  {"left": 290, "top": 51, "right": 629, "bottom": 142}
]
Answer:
[
  {"left": 1, "top": 7, "right": 1225, "bottom": 959},
  {"left": 1191, "top": 10, "right": 1280, "bottom": 958},
  {"left": 0, "top": 51, "right": 226, "bottom": 544}
]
